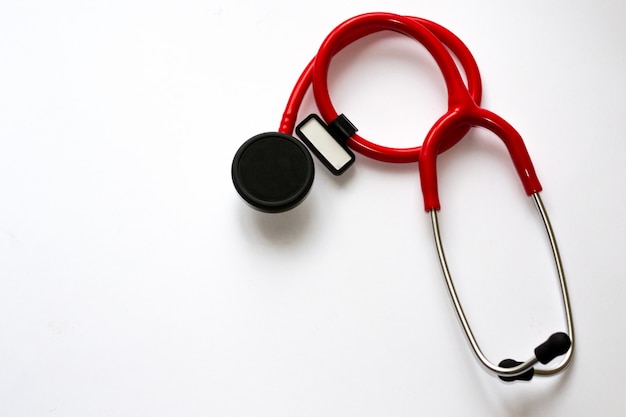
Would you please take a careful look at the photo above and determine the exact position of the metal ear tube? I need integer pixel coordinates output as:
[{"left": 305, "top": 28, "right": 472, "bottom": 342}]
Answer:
[
  {"left": 420, "top": 107, "right": 574, "bottom": 381},
  {"left": 430, "top": 194, "right": 573, "bottom": 382}
]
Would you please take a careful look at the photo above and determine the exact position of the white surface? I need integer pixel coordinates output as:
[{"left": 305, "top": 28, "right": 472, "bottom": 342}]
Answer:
[
  {"left": 1, "top": 1, "right": 625, "bottom": 416},
  {"left": 298, "top": 117, "right": 353, "bottom": 171}
]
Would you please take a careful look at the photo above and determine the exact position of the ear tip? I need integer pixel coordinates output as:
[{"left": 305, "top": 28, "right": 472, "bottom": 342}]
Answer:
[
  {"left": 498, "top": 359, "right": 534, "bottom": 382},
  {"left": 534, "top": 332, "right": 572, "bottom": 364}
]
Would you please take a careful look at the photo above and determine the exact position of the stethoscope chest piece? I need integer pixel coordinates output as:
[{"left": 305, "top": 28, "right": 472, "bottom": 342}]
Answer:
[{"left": 232, "top": 132, "right": 315, "bottom": 213}]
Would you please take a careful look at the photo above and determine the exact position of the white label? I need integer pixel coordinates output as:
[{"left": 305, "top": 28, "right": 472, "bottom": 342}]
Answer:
[{"left": 298, "top": 117, "right": 353, "bottom": 171}]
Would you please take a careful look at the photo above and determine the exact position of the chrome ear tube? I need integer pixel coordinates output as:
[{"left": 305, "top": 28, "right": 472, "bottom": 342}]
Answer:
[{"left": 429, "top": 194, "right": 573, "bottom": 381}]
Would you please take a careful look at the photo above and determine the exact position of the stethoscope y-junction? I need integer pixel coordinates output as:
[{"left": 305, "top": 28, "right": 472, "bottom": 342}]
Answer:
[{"left": 231, "top": 12, "right": 574, "bottom": 382}]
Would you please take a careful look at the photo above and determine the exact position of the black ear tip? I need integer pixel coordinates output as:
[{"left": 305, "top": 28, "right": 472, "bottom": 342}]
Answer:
[
  {"left": 232, "top": 132, "right": 315, "bottom": 213},
  {"left": 535, "top": 332, "right": 572, "bottom": 364},
  {"left": 498, "top": 359, "right": 535, "bottom": 382},
  {"left": 553, "top": 332, "right": 572, "bottom": 348}
]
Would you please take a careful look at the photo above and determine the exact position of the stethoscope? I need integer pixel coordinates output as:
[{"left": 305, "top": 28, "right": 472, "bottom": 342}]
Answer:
[{"left": 232, "top": 12, "right": 574, "bottom": 382}]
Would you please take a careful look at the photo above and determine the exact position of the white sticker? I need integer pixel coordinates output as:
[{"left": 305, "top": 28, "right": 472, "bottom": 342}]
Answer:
[{"left": 298, "top": 117, "right": 353, "bottom": 172}]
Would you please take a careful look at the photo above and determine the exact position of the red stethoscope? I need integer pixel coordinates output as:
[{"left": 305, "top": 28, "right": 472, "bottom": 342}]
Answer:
[{"left": 232, "top": 12, "right": 574, "bottom": 382}]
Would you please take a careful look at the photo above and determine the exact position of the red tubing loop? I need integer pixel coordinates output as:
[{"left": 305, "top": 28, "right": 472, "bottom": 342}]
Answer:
[{"left": 278, "top": 12, "right": 483, "bottom": 163}]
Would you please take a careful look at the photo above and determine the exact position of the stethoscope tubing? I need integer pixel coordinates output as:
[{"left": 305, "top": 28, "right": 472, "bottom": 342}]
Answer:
[
  {"left": 279, "top": 13, "right": 482, "bottom": 162},
  {"left": 419, "top": 106, "right": 542, "bottom": 211}
]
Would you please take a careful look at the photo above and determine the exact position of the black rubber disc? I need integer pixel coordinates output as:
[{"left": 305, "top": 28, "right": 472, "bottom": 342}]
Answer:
[{"left": 232, "top": 132, "right": 315, "bottom": 212}]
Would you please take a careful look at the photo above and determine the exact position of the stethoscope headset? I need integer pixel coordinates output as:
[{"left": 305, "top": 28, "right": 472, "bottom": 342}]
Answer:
[{"left": 231, "top": 12, "right": 574, "bottom": 382}]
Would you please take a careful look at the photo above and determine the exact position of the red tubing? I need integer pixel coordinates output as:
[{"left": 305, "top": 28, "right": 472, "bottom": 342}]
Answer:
[
  {"left": 277, "top": 12, "right": 542, "bottom": 210},
  {"left": 279, "top": 13, "right": 482, "bottom": 163},
  {"left": 418, "top": 106, "right": 542, "bottom": 211}
]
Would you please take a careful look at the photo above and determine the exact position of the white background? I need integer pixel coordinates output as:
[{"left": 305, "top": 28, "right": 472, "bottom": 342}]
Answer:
[{"left": 1, "top": 0, "right": 625, "bottom": 416}]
